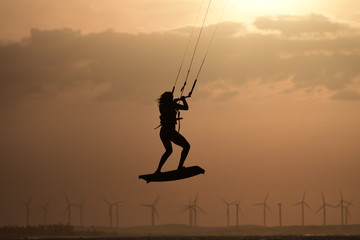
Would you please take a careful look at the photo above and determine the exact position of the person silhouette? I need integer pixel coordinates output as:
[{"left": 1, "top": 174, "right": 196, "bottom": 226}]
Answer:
[{"left": 155, "top": 91, "right": 190, "bottom": 174}]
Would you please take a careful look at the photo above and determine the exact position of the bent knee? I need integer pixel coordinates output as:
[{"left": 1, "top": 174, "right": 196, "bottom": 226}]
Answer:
[
  {"left": 164, "top": 149, "right": 173, "bottom": 155},
  {"left": 184, "top": 143, "right": 190, "bottom": 151}
]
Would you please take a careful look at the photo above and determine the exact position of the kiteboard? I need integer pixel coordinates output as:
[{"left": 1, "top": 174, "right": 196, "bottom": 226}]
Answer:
[{"left": 139, "top": 166, "right": 205, "bottom": 183}]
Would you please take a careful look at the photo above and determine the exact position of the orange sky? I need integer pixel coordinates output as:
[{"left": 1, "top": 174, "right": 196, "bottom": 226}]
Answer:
[{"left": 0, "top": 0, "right": 360, "bottom": 228}]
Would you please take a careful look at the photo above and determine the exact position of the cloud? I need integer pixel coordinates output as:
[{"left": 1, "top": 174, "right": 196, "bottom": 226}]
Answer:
[
  {"left": 170, "top": 21, "right": 247, "bottom": 38},
  {"left": 0, "top": 28, "right": 185, "bottom": 104},
  {"left": 1, "top": 15, "right": 360, "bottom": 105},
  {"left": 331, "top": 89, "right": 360, "bottom": 101},
  {"left": 253, "top": 13, "right": 350, "bottom": 37}
]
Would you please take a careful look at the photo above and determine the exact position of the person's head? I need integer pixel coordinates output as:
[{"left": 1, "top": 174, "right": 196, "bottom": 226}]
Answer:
[{"left": 158, "top": 91, "right": 173, "bottom": 105}]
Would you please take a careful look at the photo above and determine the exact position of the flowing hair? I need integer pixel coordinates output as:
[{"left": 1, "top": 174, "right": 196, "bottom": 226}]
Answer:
[{"left": 158, "top": 91, "right": 173, "bottom": 105}]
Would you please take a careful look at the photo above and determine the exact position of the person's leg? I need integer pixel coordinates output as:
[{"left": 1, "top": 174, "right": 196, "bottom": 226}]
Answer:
[
  {"left": 155, "top": 130, "right": 173, "bottom": 173},
  {"left": 171, "top": 131, "right": 190, "bottom": 170}
]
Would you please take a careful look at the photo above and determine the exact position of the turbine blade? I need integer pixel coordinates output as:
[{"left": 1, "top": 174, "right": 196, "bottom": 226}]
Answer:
[
  {"left": 45, "top": 199, "right": 52, "bottom": 208},
  {"left": 196, "top": 205, "right": 205, "bottom": 214},
  {"left": 346, "top": 208, "right": 351, "bottom": 218},
  {"left": 321, "top": 191, "right": 325, "bottom": 203},
  {"left": 101, "top": 196, "right": 111, "bottom": 206},
  {"left": 153, "top": 196, "right": 160, "bottom": 206},
  {"left": 326, "top": 203, "right": 336, "bottom": 209},
  {"left": 315, "top": 205, "right": 324, "bottom": 214},
  {"left": 302, "top": 191, "right": 306, "bottom": 202},
  {"left": 220, "top": 197, "right": 229, "bottom": 205},
  {"left": 340, "top": 189, "right": 344, "bottom": 201},
  {"left": 194, "top": 192, "right": 199, "bottom": 204},
  {"left": 265, "top": 204, "right": 271, "bottom": 213},
  {"left": 182, "top": 206, "right": 191, "bottom": 212},
  {"left": 64, "top": 194, "right": 70, "bottom": 204},
  {"left": 154, "top": 208, "right": 159, "bottom": 218},
  {"left": 304, "top": 202, "right": 312, "bottom": 211},
  {"left": 264, "top": 193, "right": 270, "bottom": 203}
]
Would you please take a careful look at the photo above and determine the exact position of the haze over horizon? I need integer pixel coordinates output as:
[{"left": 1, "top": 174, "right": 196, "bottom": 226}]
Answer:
[{"left": 0, "top": 0, "right": 359, "bottom": 228}]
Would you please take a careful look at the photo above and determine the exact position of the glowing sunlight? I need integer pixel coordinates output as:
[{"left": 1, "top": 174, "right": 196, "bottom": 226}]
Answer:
[{"left": 228, "top": 0, "right": 312, "bottom": 19}]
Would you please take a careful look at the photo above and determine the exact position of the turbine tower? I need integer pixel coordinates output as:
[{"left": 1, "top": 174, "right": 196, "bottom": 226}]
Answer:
[
  {"left": 336, "top": 190, "right": 351, "bottom": 225},
  {"left": 278, "top": 203, "right": 282, "bottom": 227},
  {"left": 23, "top": 194, "right": 34, "bottom": 227},
  {"left": 142, "top": 196, "right": 160, "bottom": 226},
  {"left": 254, "top": 193, "right": 271, "bottom": 227},
  {"left": 221, "top": 198, "right": 233, "bottom": 227},
  {"left": 74, "top": 200, "right": 84, "bottom": 228},
  {"left": 293, "top": 191, "right": 311, "bottom": 226},
  {"left": 315, "top": 192, "right": 336, "bottom": 226},
  {"left": 38, "top": 199, "right": 51, "bottom": 226},
  {"left": 192, "top": 193, "right": 205, "bottom": 227},
  {"left": 64, "top": 194, "right": 78, "bottom": 226},
  {"left": 344, "top": 200, "right": 353, "bottom": 225},
  {"left": 115, "top": 203, "right": 122, "bottom": 228},
  {"left": 183, "top": 197, "right": 194, "bottom": 226},
  {"left": 234, "top": 200, "right": 243, "bottom": 227},
  {"left": 102, "top": 196, "right": 121, "bottom": 228}
]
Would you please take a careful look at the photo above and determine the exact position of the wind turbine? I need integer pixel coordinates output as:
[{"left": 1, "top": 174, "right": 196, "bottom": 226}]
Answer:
[
  {"left": 142, "top": 196, "right": 160, "bottom": 226},
  {"left": 234, "top": 200, "right": 243, "bottom": 227},
  {"left": 183, "top": 197, "right": 194, "bottom": 226},
  {"left": 192, "top": 193, "right": 205, "bottom": 227},
  {"left": 221, "top": 198, "right": 233, "bottom": 227},
  {"left": 102, "top": 196, "right": 121, "bottom": 228},
  {"left": 293, "top": 191, "right": 311, "bottom": 226},
  {"left": 38, "top": 199, "right": 51, "bottom": 226},
  {"left": 115, "top": 203, "right": 122, "bottom": 228},
  {"left": 254, "top": 193, "right": 271, "bottom": 227},
  {"left": 23, "top": 194, "right": 34, "bottom": 227},
  {"left": 336, "top": 190, "right": 351, "bottom": 225},
  {"left": 221, "top": 198, "right": 241, "bottom": 227},
  {"left": 278, "top": 203, "right": 282, "bottom": 227},
  {"left": 344, "top": 200, "right": 353, "bottom": 225},
  {"left": 315, "top": 192, "right": 336, "bottom": 226},
  {"left": 64, "top": 194, "right": 83, "bottom": 226},
  {"left": 74, "top": 200, "right": 84, "bottom": 228},
  {"left": 64, "top": 194, "right": 77, "bottom": 225}
]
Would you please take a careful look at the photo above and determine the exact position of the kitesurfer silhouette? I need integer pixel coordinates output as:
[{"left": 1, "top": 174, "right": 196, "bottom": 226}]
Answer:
[{"left": 155, "top": 91, "right": 190, "bottom": 174}]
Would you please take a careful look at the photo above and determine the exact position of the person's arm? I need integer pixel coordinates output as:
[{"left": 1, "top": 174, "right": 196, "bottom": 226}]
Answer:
[{"left": 174, "top": 96, "right": 189, "bottom": 110}]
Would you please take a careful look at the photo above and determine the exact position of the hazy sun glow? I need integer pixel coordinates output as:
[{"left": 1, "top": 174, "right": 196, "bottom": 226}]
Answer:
[{"left": 226, "top": 0, "right": 312, "bottom": 20}]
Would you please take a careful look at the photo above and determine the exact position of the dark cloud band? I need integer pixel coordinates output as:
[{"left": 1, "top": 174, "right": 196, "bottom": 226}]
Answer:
[{"left": 1, "top": 14, "right": 360, "bottom": 104}]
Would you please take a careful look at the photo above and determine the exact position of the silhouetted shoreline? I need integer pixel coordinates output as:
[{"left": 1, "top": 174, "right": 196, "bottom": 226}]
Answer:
[{"left": 1, "top": 224, "right": 360, "bottom": 239}]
